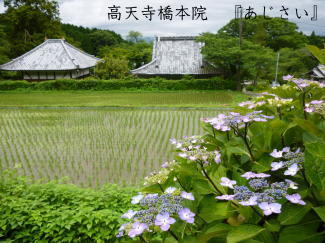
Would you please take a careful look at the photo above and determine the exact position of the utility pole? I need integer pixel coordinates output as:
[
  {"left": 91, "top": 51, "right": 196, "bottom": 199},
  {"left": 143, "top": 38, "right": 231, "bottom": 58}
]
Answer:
[{"left": 273, "top": 52, "right": 280, "bottom": 87}]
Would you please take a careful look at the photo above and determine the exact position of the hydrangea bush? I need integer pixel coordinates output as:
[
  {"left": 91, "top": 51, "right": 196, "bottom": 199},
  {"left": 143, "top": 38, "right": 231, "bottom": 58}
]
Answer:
[{"left": 118, "top": 77, "right": 324, "bottom": 242}]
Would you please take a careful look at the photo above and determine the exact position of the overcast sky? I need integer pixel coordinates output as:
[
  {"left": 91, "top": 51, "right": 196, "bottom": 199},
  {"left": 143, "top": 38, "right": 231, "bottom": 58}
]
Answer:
[{"left": 1, "top": 0, "right": 324, "bottom": 37}]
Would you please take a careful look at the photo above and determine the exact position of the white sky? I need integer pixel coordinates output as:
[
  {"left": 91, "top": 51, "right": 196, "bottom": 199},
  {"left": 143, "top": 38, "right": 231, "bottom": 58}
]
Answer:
[{"left": 1, "top": 0, "right": 325, "bottom": 37}]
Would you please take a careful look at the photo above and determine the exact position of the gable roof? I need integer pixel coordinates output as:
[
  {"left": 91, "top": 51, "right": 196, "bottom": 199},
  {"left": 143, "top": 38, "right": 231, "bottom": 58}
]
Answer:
[
  {"left": 131, "top": 36, "right": 218, "bottom": 75},
  {"left": 0, "top": 39, "right": 101, "bottom": 71},
  {"left": 311, "top": 64, "right": 325, "bottom": 78}
]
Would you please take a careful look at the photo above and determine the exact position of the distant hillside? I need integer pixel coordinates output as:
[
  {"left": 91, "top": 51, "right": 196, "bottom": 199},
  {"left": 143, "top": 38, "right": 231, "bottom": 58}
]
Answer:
[{"left": 62, "top": 23, "right": 125, "bottom": 56}]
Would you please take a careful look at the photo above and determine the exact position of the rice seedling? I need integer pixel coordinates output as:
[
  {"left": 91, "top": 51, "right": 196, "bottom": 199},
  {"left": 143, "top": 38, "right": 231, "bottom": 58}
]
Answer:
[{"left": 0, "top": 108, "right": 221, "bottom": 187}]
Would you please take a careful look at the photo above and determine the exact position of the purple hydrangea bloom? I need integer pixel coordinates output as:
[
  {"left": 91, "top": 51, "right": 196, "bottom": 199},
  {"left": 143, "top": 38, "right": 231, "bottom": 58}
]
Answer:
[
  {"left": 258, "top": 202, "right": 282, "bottom": 216},
  {"left": 165, "top": 187, "right": 177, "bottom": 194},
  {"left": 270, "top": 149, "right": 284, "bottom": 158},
  {"left": 285, "top": 179, "right": 298, "bottom": 189},
  {"left": 131, "top": 194, "right": 144, "bottom": 204},
  {"left": 284, "top": 163, "right": 299, "bottom": 176},
  {"left": 128, "top": 222, "right": 148, "bottom": 238},
  {"left": 241, "top": 172, "right": 270, "bottom": 179},
  {"left": 286, "top": 194, "right": 306, "bottom": 205},
  {"left": 154, "top": 213, "right": 176, "bottom": 231},
  {"left": 214, "top": 151, "right": 221, "bottom": 163},
  {"left": 283, "top": 75, "right": 294, "bottom": 81},
  {"left": 220, "top": 177, "right": 237, "bottom": 189},
  {"left": 121, "top": 210, "right": 137, "bottom": 219},
  {"left": 178, "top": 208, "right": 195, "bottom": 224},
  {"left": 239, "top": 196, "right": 258, "bottom": 206},
  {"left": 271, "top": 162, "right": 284, "bottom": 171},
  {"left": 216, "top": 194, "right": 235, "bottom": 200},
  {"left": 181, "top": 192, "right": 195, "bottom": 201},
  {"left": 310, "top": 100, "right": 324, "bottom": 105}
]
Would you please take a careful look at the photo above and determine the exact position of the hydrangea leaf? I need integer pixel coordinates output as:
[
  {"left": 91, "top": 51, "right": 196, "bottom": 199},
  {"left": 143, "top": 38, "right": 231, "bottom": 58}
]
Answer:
[
  {"left": 264, "top": 219, "right": 281, "bottom": 232},
  {"left": 278, "top": 223, "right": 323, "bottom": 243},
  {"left": 226, "top": 224, "right": 265, "bottom": 243},
  {"left": 313, "top": 206, "right": 325, "bottom": 222},
  {"left": 198, "top": 196, "right": 232, "bottom": 223},
  {"left": 277, "top": 203, "right": 312, "bottom": 225},
  {"left": 198, "top": 222, "right": 231, "bottom": 242},
  {"left": 304, "top": 135, "right": 325, "bottom": 191}
]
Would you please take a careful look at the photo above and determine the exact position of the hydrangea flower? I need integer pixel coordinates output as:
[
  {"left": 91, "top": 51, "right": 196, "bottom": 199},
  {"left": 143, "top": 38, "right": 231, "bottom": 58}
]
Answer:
[
  {"left": 220, "top": 177, "right": 237, "bottom": 189},
  {"left": 132, "top": 194, "right": 144, "bottom": 204},
  {"left": 270, "top": 149, "right": 284, "bottom": 158},
  {"left": 239, "top": 196, "right": 258, "bottom": 206},
  {"left": 259, "top": 202, "right": 282, "bottom": 216},
  {"left": 271, "top": 161, "right": 284, "bottom": 171},
  {"left": 203, "top": 111, "right": 274, "bottom": 132},
  {"left": 286, "top": 194, "right": 306, "bottom": 205},
  {"left": 284, "top": 163, "right": 299, "bottom": 176},
  {"left": 267, "top": 97, "right": 293, "bottom": 107},
  {"left": 128, "top": 222, "right": 149, "bottom": 238},
  {"left": 154, "top": 213, "right": 176, "bottom": 231},
  {"left": 178, "top": 208, "right": 195, "bottom": 224},
  {"left": 181, "top": 192, "right": 195, "bottom": 201},
  {"left": 216, "top": 194, "right": 235, "bottom": 200},
  {"left": 165, "top": 187, "right": 177, "bottom": 194},
  {"left": 239, "top": 101, "right": 266, "bottom": 109},
  {"left": 121, "top": 210, "right": 137, "bottom": 219},
  {"left": 305, "top": 100, "right": 324, "bottom": 113},
  {"left": 283, "top": 74, "right": 294, "bottom": 81},
  {"left": 285, "top": 179, "right": 298, "bottom": 189},
  {"left": 241, "top": 172, "right": 271, "bottom": 179}
]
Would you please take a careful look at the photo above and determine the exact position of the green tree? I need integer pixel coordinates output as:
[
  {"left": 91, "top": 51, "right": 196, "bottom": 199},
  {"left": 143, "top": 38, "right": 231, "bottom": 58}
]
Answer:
[
  {"left": 88, "top": 30, "right": 123, "bottom": 56},
  {"left": 1, "top": 0, "right": 63, "bottom": 57},
  {"left": 0, "top": 25, "right": 10, "bottom": 65},
  {"left": 127, "top": 31, "right": 143, "bottom": 43},
  {"left": 95, "top": 55, "right": 129, "bottom": 79},
  {"left": 308, "top": 31, "right": 324, "bottom": 49},
  {"left": 219, "top": 16, "right": 308, "bottom": 51},
  {"left": 198, "top": 33, "right": 275, "bottom": 88},
  {"left": 278, "top": 48, "right": 318, "bottom": 78},
  {"left": 99, "top": 41, "right": 152, "bottom": 69}
]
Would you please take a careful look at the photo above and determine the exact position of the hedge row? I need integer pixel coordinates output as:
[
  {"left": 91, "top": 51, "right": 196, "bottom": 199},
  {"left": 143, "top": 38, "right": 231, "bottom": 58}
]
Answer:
[
  {"left": 0, "top": 174, "right": 137, "bottom": 242},
  {"left": 0, "top": 77, "right": 236, "bottom": 91}
]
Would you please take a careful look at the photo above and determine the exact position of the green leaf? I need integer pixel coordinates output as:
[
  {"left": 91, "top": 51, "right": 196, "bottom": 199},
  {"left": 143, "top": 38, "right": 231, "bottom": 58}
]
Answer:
[
  {"left": 278, "top": 223, "right": 323, "bottom": 243},
  {"left": 226, "top": 224, "right": 265, "bottom": 243},
  {"left": 199, "top": 196, "right": 232, "bottom": 223},
  {"left": 294, "top": 118, "right": 325, "bottom": 139},
  {"left": 199, "top": 223, "right": 231, "bottom": 243},
  {"left": 313, "top": 206, "right": 325, "bottom": 222},
  {"left": 304, "top": 136, "right": 325, "bottom": 190},
  {"left": 264, "top": 219, "right": 280, "bottom": 232},
  {"left": 278, "top": 203, "right": 312, "bottom": 225}
]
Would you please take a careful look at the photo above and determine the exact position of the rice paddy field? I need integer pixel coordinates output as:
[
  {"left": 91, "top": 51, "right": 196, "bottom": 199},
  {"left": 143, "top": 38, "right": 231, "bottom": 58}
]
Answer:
[{"left": 0, "top": 108, "right": 222, "bottom": 187}]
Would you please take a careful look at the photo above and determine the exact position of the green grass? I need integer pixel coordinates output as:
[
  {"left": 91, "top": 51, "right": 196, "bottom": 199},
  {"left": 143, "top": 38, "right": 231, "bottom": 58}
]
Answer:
[
  {"left": 0, "top": 90, "right": 247, "bottom": 108},
  {"left": 0, "top": 108, "right": 221, "bottom": 187}
]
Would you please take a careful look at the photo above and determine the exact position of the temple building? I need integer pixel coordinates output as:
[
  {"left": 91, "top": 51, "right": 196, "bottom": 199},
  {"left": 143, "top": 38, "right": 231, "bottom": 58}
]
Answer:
[
  {"left": 310, "top": 64, "right": 325, "bottom": 81},
  {"left": 131, "top": 36, "right": 218, "bottom": 77},
  {"left": 0, "top": 39, "right": 100, "bottom": 81}
]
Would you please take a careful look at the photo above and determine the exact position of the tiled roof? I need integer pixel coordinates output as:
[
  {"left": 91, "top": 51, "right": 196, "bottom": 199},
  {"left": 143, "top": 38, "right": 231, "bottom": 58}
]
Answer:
[
  {"left": 0, "top": 39, "right": 100, "bottom": 71},
  {"left": 131, "top": 36, "right": 218, "bottom": 75},
  {"left": 312, "top": 64, "right": 325, "bottom": 78}
]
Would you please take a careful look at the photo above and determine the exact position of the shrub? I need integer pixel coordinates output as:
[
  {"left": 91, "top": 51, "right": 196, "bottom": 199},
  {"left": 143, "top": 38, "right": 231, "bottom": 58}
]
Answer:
[
  {"left": 0, "top": 77, "right": 235, "bottom": 91},
  {"left": 117, "top": 76, "right": 325, "bottom": 242},
  {"left": 0, "top": 170, "right": 138, "bottom": 242}
]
